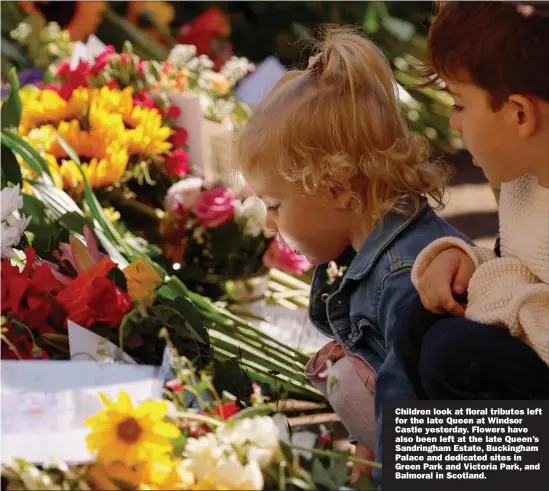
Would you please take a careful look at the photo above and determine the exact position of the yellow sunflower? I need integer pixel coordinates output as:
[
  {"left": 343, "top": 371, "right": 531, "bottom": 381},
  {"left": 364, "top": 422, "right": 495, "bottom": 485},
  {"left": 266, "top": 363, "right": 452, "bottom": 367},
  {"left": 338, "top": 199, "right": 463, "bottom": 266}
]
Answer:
[
  {"left": 18, "top": 1, "right": 107, "bottom": 42},
  {"left": 86, "top": 391, "right": 181, "bottom": 467}
]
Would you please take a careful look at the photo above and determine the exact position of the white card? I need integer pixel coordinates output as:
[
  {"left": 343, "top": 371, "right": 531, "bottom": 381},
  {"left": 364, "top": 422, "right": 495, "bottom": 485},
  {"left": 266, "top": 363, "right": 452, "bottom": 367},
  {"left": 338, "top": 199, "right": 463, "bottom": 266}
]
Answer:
[
  {"left": 235, "top": 56, "right": 287, "bottom": 107},
  {"left": 68, "top": 319, "right": 136, "bottom": 364},
  {"left": 1, "top": 360, "right": 165, "bottom": 464},
  {"left": 163, "top": 92, "right": 206, "bottom": 178}
]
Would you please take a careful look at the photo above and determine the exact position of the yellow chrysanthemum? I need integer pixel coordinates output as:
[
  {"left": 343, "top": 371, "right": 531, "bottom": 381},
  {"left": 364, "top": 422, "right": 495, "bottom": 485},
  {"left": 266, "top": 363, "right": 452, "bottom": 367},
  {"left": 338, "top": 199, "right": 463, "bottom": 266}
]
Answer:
[
  {"left": 86, "top": 391, "right": 181, "bottom": 467},
  {"left": 19, "top": 85, "right": 173, "bottom": 191},
  {"left": 19, "top": 89, "right": 68, "bottom": 135}
]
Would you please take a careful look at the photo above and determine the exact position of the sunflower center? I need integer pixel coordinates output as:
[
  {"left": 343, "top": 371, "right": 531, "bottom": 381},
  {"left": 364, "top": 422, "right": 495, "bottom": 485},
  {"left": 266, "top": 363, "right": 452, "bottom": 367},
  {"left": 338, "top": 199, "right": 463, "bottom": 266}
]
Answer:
[
  {"left": 35, "top": 1, "right": 78, "bottom": 28},
  {"left": 116, "top": 417, "right": 143, "bottom": 444}
]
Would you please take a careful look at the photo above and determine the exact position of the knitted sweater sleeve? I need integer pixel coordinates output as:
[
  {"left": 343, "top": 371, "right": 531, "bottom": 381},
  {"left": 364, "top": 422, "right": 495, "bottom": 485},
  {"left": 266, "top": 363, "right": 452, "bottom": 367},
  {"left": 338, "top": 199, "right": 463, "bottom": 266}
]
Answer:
[{"left": 411, "top": 237, "right": 497, "bottom": 288}]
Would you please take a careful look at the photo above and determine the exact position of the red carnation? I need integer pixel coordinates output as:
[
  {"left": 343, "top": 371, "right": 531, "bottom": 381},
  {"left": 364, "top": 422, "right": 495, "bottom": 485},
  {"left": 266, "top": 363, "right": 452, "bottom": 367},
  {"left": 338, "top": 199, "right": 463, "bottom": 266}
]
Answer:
[
  {"left": 169, "top": 127, "right": 188, "bottom": 148},
  {"left": 165, "top": 149, "right": 190, "bottom": 177}
]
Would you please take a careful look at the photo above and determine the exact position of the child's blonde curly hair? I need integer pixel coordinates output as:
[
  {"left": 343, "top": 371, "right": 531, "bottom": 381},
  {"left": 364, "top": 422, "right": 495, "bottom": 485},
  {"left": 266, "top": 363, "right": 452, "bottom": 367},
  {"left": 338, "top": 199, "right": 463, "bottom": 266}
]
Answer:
[{"left": 235, "top": 27, "right": 447, "bottom": 234}]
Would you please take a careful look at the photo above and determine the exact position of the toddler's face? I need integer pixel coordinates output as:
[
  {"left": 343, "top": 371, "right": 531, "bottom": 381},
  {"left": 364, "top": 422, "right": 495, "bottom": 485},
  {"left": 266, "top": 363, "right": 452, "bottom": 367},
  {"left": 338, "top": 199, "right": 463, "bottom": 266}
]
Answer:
[
  {"left": 446, "top": 78, "right": 545, "bottom": 184},
  {"left": 245, "top": 170, "right": 354, "bottom": 266}
]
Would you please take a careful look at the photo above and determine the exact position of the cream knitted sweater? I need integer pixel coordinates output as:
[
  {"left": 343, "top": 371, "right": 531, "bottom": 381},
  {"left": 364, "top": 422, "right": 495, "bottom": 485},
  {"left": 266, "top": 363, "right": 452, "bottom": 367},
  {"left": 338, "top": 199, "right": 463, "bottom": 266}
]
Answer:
[{"left": 412, "top": 174, "right": 549, "bottom": 365}]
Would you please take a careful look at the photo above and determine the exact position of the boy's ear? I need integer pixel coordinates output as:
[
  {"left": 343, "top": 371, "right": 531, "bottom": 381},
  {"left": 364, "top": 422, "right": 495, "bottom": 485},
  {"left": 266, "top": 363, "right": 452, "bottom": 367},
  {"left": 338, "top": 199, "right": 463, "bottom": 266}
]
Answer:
[{"left": 507, "top": 95, "right": 539, "bottom": 138}]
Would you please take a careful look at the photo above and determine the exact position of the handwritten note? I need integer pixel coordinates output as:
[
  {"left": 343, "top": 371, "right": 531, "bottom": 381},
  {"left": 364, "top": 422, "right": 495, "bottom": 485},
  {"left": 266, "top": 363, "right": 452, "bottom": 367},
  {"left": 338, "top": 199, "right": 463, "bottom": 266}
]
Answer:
[{"left": 1, "top": 360, "right": 164, "bottom": 464}]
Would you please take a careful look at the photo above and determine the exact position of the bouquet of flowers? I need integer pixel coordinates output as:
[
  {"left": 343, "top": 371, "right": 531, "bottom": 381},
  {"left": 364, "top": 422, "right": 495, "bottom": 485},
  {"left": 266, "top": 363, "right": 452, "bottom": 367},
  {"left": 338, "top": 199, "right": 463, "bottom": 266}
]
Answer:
[
  {"left": 160, "top": 177, "right": 312, "bottom": 301},
  {"left": 13, "top": 41, "right": 190, "bottom": 212},
  {"left": 1, "top": 347, "right": 379, "bottom": 490},
  {"left": 152, "top": 44, "right": 254, "bottom": 131}
]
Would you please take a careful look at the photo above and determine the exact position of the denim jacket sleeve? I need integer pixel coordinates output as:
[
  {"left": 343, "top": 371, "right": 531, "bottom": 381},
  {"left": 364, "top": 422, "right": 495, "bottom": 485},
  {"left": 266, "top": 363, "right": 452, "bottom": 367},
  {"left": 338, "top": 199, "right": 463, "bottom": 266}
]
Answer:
[{"left": 371, "top": 265, "right": 419, "bottom": 486}]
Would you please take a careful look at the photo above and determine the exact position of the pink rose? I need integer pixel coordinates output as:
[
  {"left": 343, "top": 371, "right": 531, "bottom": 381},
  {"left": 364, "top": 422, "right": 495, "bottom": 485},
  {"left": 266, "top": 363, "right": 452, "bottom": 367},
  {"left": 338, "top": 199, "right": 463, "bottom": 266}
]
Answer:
[
  {"left": 165, "top": 149, "right": 190, "bottom": 177},
  {"left": 170, "top": 127, "right": 188, "bottom": 148},
  {"left": 165, "top": 177, "right": 203, "bottom": 213},
  {"left": 263, "top": 235, "right": 312, "bottom": 275},
  {"left": 192, "top": 188, "right": 237, "bottom": 228}
]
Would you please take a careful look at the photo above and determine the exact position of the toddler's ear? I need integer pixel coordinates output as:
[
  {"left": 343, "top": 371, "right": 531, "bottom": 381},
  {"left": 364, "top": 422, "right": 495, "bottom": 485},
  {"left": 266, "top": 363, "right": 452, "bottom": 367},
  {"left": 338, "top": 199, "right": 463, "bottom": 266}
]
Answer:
[
  {"left": 507, "top": 94, "right": 540, "bottom": 139},
  {"left": 330, "top": 186, "right": 354, "bottom": 210}
]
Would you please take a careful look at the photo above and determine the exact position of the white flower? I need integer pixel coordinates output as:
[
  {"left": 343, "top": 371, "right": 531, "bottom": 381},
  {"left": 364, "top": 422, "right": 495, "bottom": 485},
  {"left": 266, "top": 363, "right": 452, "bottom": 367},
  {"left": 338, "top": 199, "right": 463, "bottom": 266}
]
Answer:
[
  {"left": 219, "top": 416, "right": 280, "bottom": 468},
  {"left": 1, "top": 185, "right": 31, "bottom": 258},
  {"left": 214, "top": 458, "right": 264, "bottom": 490},
  {"left": 168, "top": 44, "right": 197, "bottom": 67},
  {"left": 198, "top": 54, "right": 214, "bottom": 70},
  {"left": 1, "top": 184, "right": 24, "bottom": 221},
  {"left": 235, "top": 196, "right": 266, "bottom": 237},
  {"left": 10, "top": 22, "right": 32, "bottom": 43},
  {"left": 165, "top": 177, "right": 203, "bottom": 212},
  {"left": 220, "top": 56, "right": 255, "bottom": 86}
]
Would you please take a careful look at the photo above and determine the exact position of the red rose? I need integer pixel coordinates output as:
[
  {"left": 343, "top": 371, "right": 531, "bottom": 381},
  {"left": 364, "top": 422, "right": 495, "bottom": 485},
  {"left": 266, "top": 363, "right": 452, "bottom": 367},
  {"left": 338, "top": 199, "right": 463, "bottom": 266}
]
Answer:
[
  {"left": 56, "top": 60, "right": 72, "bottom": 77},
  {"left": 165, "top": 149, "right": 190, "bottom": 177},
  {"left": 56, "top": 257, "right": 132, "bottom": 328},
  {"left": 169, "top": 127, "right": 188, "bottom": 148}
]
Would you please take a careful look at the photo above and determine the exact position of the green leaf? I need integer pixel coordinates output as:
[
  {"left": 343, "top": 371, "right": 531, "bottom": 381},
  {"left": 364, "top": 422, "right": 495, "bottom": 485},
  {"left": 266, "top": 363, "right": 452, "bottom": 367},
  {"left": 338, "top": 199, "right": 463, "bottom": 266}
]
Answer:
[
  {"left": 1, "top": 68, "right": 22, "bottom": 130},
  {"left": 1, "top": 132, "right": 41, "bottom": 175},
  {"left": 364, "top": 2, "right": 380, "bottom": 34},
  {"left": 150, "top": 304, "right": 208, "bottom": 345},
  {"left": 3, "top": 128, "right": 52, "bottom": 178},
  {"left": 382, "top": 16, "right": 416, "bottom": 42},
  {"left": 228, "top": 403, "right": 274, "bottom": 421},
  {"left": 1, "top": 143, "right": 21, "bottom": 187},
  {"left": 213, "top": 358, "right": 253, "bottom": 403},
  {"left": 57, "top": 211, "right": 94, "bottom": 234},
  {"left": 22, "top": 194, "right": 47, "bottom": 224}
]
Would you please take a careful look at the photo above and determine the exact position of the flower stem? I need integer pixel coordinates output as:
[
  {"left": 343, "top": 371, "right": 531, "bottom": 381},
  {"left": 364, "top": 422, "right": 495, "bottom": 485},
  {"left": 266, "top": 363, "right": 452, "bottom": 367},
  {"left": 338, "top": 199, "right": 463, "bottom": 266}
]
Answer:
[
  {"left": 285, "top": 443, "right": 382, "bottom": 470},
  {"left": 173, "top": 410, "right": 224, "bottom": 428}
]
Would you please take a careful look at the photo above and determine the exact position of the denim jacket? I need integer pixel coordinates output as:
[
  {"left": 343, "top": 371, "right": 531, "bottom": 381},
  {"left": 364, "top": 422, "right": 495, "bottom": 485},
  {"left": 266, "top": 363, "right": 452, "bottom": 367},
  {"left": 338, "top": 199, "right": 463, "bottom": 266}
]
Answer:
[{"left": 308, "top": 199, "right": 472, "bottom": 483}]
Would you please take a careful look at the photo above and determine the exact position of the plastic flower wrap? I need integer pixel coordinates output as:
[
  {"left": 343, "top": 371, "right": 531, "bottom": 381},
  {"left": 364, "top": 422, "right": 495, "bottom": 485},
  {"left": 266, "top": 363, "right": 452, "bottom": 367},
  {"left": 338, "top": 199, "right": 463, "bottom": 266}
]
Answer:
[{"left": 151, "top": 45, "right": 254, "bottom": 130}]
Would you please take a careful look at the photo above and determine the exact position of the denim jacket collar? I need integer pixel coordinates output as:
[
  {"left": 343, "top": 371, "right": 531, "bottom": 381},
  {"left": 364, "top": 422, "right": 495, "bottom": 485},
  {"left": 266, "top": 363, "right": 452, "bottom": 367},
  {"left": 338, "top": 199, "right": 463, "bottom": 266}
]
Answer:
[
  {"left": 344, "top": 198, "right": 429, "bottom": 282},
  {"left": 309, "top": 198, "right": 429, "bottom": 332}
]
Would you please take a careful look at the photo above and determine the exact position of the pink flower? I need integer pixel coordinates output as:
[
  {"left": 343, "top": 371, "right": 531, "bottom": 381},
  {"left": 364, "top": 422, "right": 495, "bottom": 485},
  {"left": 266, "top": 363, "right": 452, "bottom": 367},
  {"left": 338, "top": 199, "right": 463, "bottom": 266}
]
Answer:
[
  {"left": 136, "top": 59, "right": 146, "bottom": 74},
  {"left": 165, "top": 149, "right": 190, "bottom": 177},
  {"left": 133, "top": 91, "right": 156, "bottom": 109},
  {"left": 56, "top": 60, "right": 72, "bottom": 77},
  {"left": 263, "top": 235, "right": 312, "bottom": 275},
  {"left": 120, "top": 53, "right": 131, "bottom": 65},
  {"left": 91, "top": 45, "right": 115, "bottom": 74},
  {"left": 165, "top": 177, "right": 203, "bottom": 212},
  {"left": 170, "top": 127, "right": 188, "bottom": 148},
  {"left": 192, "top": 188, "right": 237, "bottom": 228},
  {"left": 167, "top": 105, "right": 181, "bottom": 119}
]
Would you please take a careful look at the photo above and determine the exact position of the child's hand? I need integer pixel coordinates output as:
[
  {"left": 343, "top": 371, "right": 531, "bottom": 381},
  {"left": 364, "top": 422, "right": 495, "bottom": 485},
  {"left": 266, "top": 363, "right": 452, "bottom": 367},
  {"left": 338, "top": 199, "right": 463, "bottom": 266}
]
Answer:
[
  {"left": 349, "top": 443, "right": 375, "bottom": 483},
  {"left": 416, "top": 248, "right": 474, "bottom": 317}
]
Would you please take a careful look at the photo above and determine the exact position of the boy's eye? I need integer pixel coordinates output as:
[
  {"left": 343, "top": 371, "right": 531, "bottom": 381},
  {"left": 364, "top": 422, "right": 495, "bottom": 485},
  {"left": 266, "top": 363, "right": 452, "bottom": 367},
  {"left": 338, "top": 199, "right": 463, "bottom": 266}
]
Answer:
[
  {"left": 452, "top": 104, "right": 464, "bottom": 113},
  {"left": 267, "top": 204, "right": 280, "bottom": 212}
]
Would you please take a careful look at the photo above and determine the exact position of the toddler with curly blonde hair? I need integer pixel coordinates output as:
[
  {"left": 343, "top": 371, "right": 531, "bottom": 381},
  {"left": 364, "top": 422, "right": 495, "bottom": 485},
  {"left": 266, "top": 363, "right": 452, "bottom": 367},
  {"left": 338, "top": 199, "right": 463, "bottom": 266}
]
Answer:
[{"left": 235, "top": 27, "right": 470, "bottom": 484}]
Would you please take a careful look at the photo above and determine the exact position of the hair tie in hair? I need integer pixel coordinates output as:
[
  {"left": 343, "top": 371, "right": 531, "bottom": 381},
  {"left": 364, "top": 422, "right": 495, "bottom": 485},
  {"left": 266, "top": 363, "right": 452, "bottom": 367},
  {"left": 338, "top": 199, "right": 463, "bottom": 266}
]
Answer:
[{"left": 307, "top": 53, "right": 324, "bottom": 75}]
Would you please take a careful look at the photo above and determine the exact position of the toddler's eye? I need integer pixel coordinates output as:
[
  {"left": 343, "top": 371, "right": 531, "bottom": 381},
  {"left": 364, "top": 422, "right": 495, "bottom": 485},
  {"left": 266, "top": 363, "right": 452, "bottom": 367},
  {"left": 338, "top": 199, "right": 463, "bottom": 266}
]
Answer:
[
  {"left": 267, "top": 204, "right": 280, "bottom": 212},
  {"left": 452, "top": 104, "right": 464, "bottom": 113}
]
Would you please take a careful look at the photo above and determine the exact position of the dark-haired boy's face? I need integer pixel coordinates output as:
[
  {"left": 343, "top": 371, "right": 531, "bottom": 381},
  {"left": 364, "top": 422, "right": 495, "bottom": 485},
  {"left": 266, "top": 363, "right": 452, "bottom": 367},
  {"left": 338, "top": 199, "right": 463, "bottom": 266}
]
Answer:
[{"left": 446, "top": 79, "right": 544, "bottom": 184}]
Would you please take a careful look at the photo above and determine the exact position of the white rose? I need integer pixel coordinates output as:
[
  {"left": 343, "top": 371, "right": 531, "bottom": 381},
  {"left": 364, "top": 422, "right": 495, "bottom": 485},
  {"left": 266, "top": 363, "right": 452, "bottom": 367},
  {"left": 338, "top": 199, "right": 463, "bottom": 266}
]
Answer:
[
  {"left": 214, "top": 458, "right": 264, "bottom": 490},
  {"left": 165, "top": 177, "right": 203, "bottom": 212},
  {"left": 235, "top": 196, "right": 266, "bottom": 238},
  {"left": 168, "top": 44, "right": 197, "bottom": 67}
]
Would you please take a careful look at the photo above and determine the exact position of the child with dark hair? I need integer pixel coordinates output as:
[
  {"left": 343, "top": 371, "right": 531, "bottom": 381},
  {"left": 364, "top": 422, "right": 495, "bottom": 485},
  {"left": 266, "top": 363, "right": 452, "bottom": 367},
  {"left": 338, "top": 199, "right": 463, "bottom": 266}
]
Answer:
[{"left": 393, "top": 1, "right": 549, "bottom": 400}]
